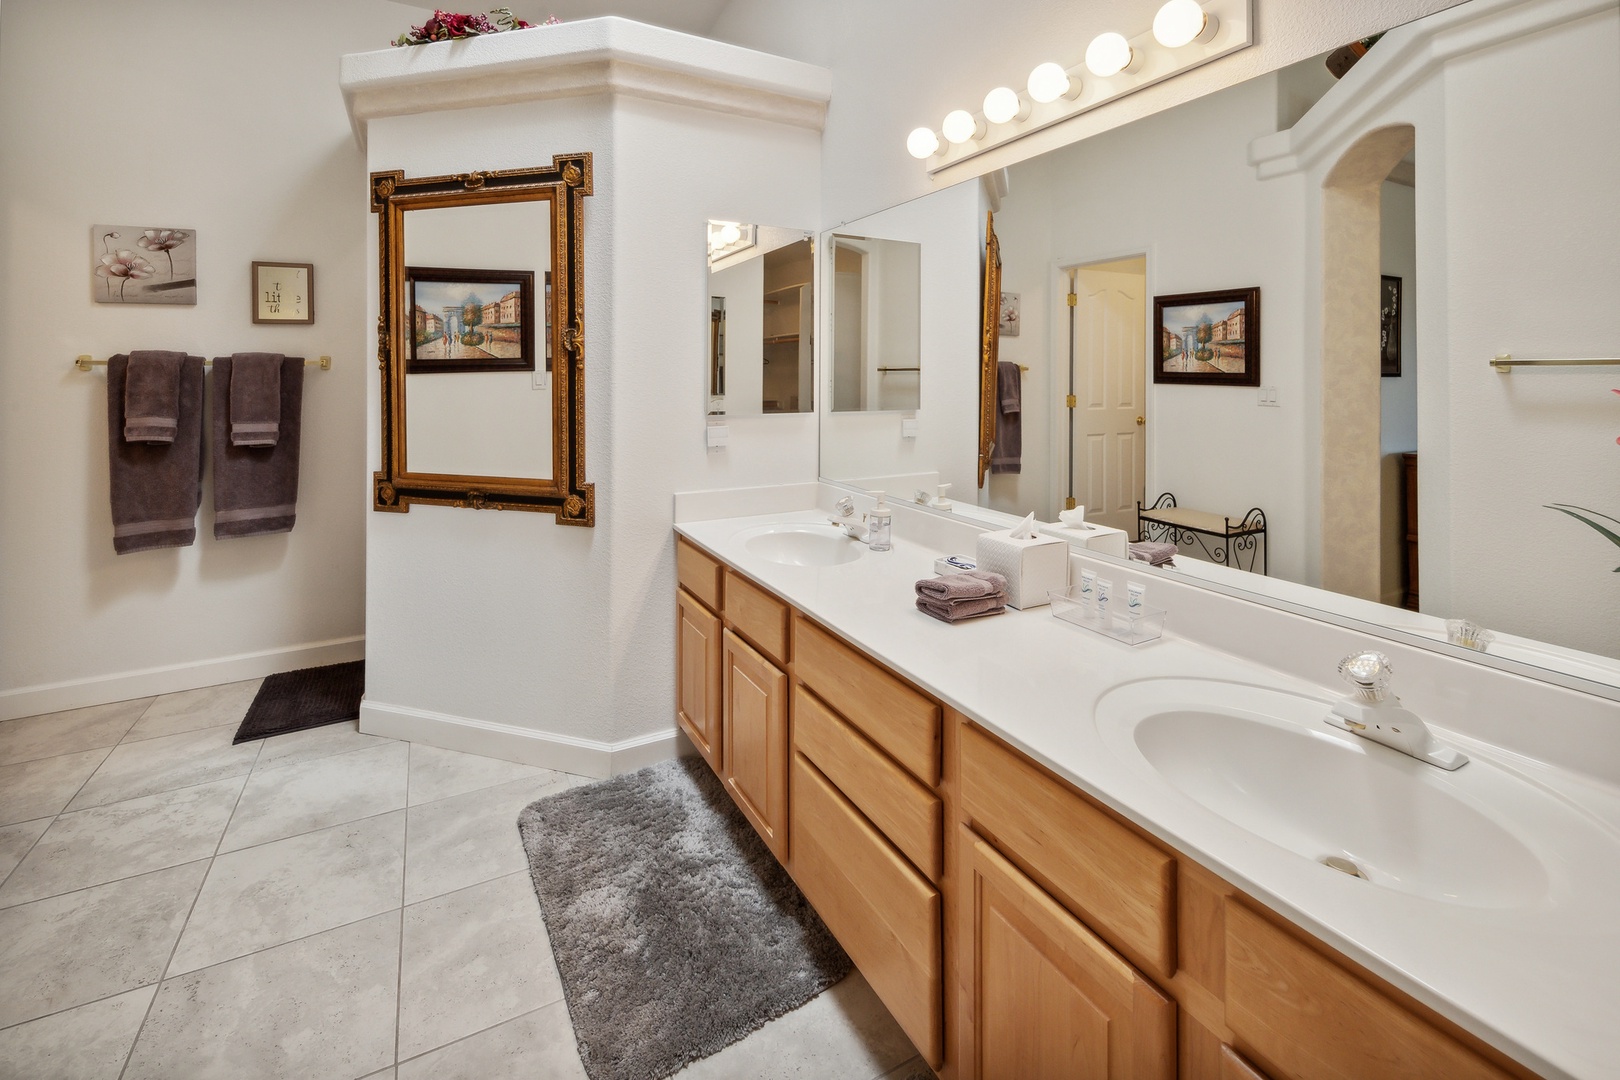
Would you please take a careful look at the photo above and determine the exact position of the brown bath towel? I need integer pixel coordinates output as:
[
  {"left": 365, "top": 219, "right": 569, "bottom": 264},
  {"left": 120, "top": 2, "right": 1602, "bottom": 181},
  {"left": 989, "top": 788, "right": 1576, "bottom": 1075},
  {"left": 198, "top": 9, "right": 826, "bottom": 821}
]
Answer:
[
  {"left": 122, "top": 350, "right": 185, "bottom": 443},
  {"left": 107, "top": 354, "right": 205, "bottom": 554},
  {"left": 212, "top": 355, "right": 304, "bottom": 539},
  {"left": 916, "top": 593, "right": 1007, "bottom": 623},
  {"left": 229, "top": 352, "right": 284, "bottom": 446},
  {"left": 916, "top": 569, "right": 1008, "bottom": 602},
  {"left": 990, "top": 361, "right": 1021, "bottom": 474}
]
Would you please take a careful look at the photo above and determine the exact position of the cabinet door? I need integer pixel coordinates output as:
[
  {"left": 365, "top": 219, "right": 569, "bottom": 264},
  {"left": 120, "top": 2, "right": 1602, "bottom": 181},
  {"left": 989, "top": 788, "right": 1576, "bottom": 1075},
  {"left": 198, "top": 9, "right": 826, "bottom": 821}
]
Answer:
[
  {"left": 961, "top": 832, "right": 1175, "bottom": 1080},
  {"left": 676, "top": 589, "right": 722, "bottom": 773},
  {"left": 721, "top": 629, "right": 788, "bottom": 859}
]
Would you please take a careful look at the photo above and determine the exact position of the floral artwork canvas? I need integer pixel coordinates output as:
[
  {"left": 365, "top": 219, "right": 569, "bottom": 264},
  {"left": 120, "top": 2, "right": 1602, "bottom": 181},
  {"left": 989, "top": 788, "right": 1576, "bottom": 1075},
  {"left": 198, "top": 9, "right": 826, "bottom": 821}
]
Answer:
[{"left": 92, "top": 224, "right": 196, "bottom": 305}]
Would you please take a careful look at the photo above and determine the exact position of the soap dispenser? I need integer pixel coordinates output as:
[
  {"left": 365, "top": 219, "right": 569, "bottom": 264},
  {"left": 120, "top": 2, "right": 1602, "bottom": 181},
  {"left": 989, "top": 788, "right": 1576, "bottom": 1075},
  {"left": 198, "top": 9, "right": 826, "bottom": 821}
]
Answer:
[{"left": 867, "top": 491, "right": 892, "bottom": 552}]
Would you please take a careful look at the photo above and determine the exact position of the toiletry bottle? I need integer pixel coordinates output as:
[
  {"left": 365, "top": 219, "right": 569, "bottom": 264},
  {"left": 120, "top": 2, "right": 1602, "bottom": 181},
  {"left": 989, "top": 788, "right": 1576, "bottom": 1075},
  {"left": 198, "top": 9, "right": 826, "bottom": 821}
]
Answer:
[
  {"left": 1127, "top": 580, "right": 1146, "bottom": 615},
  {"left": 867, "top": 491, "right": 892, "bottom": 552}
]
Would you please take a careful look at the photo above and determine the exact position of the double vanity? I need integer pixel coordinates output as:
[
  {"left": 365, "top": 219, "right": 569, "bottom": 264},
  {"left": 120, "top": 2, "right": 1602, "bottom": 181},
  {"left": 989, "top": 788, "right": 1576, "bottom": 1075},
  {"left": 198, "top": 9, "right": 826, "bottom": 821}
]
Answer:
[{"left": 674, "top": 490, "right": 1620, "bottom": 1080}]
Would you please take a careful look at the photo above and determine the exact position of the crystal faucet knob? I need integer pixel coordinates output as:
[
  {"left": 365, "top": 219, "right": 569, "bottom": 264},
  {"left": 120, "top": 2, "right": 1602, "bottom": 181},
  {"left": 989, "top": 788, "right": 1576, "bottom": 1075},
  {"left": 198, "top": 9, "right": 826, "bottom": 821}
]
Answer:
[{"left": 1338, "top": 651, "right": 1393, "bottom": 701}]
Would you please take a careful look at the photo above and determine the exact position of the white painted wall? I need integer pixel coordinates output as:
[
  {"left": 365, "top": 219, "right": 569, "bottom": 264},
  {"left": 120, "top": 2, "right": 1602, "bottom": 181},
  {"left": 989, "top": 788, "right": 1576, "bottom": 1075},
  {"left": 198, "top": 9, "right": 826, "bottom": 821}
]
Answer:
[
  {"left": 710, "top": 0, "right": 1469, "bottom": 226},
  {"left": 361, "top": 83, "right": 822, "bottom": 769},
  {"left": 0, "top": 0, "right": 423, "bottom": 718}
]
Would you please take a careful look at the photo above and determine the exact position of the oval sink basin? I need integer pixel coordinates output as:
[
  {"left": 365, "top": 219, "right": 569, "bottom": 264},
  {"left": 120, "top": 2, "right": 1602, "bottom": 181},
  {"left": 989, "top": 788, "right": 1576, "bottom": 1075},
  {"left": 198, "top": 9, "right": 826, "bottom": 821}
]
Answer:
[
  {"left": 739, "top": 522, "right": 863, "bottom": 567},
  {"left": 1093, "top": 679, "right": 1594, "bottom": 909}
]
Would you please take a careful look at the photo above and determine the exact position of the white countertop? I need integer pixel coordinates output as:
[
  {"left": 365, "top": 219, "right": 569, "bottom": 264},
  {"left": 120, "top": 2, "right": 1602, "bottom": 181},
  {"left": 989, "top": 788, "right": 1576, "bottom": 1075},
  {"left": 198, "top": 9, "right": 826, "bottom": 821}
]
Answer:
[{"left": 677, "top": 507, "right": 1620, "bottom": 1080}]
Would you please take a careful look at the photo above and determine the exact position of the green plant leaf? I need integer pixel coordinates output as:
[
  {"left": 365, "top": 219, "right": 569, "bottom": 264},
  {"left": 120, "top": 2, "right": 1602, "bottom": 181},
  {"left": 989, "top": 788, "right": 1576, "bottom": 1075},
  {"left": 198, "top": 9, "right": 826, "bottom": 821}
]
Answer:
[{"left": 1545, "top": 504, "right": 1620, "bottom": 571}]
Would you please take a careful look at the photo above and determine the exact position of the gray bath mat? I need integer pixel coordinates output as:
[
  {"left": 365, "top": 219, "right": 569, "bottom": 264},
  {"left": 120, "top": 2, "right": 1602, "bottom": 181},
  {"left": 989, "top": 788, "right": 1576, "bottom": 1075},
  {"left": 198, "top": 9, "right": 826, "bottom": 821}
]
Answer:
[
  {"left": 233, "top": 660, "right": 364, "bottom": 743},
  {"left": 517, "top": 755, "right": 851, "bottom": 1080}
]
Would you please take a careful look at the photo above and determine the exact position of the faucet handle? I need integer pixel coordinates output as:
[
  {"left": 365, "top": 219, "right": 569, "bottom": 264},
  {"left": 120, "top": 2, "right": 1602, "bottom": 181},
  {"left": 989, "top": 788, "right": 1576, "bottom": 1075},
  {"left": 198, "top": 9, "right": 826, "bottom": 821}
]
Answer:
[
  {"left": 1338, "top": 651, "right": 1393, "bottom": 701},
  {"left": 833, "top": 496, "right": 855, "bottom": 518}
]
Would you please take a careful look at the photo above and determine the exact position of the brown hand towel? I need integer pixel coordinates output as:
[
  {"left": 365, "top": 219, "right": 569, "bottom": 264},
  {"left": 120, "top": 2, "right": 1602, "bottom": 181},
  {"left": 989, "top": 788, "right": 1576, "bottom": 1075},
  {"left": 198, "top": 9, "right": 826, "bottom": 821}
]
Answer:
[
  {"left": 122, "top": 350, "right": 185, "bottom": 443},
  {"left": 1129, "top": 541, "right": 1178, "bottom": 566},
  {"left": 107, "top": 354, "right": 204, "bottom": 553},
  {"left": 213, "top": 355, "right": 304, "bottom": 539},
  {"left": 916, "top": 569, "right": 1009, "bottom": 601},
  {"left": 917, "top": 594, "right": 1007, "bottom": 623},
  {"left": 229, "top": 352, "right": 284, "bottom": 447},
  {"left": 990, "top": 361, "right": 1021, "bottom": 474}
]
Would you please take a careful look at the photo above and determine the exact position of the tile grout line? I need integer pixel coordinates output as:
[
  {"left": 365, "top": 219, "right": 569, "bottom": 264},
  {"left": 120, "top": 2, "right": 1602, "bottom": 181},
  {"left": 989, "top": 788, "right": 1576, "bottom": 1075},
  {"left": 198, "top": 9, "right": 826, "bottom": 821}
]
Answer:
[
  {"left": 390, "top": 998, "right": 569, "bottom": 1073},
  {"left": 0, "top": 736, "right": 129, "bottom": 894},
  {"left": 395, "top": 740, "right": 411, "bottom": 1070},
  {"left": 113, "top": 731, "right": 264, "bottom": 1079}
]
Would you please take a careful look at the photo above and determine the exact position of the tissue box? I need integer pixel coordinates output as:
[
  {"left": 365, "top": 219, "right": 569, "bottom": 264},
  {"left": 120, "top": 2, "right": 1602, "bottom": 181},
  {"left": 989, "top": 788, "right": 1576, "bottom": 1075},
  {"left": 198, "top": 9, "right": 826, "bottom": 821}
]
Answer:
[
  {"left": 975, "top": 528, "right": 1069, "bottom": 610},
  {"left": 1037, "top": 521, "right": 1129, "bottom": 559}
]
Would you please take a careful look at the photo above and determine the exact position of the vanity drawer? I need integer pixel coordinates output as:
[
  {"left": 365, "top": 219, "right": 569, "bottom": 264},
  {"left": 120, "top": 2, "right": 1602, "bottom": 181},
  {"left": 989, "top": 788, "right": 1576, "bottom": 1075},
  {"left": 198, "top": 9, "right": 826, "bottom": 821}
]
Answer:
[
  {"left": 793, "top": 685, "right": 943, "bottom": 882},
  {"left": 793, "top": 615, "right": 941, "bottom": 785},
  {"left": 676, "top": 537, "right": 723, "bottom": 611},
  {"left": 1224, "top": 899, "right": 1513, "bottom": 1080},
  {"left": 791, "top": 753, "right": 942, "bottom": 1066},
  {"left": 959, "top": 722, "right": 1176, "bottom": 977},
  {"left": 724, "top": 569, "right": 790, "bottom": 665}
]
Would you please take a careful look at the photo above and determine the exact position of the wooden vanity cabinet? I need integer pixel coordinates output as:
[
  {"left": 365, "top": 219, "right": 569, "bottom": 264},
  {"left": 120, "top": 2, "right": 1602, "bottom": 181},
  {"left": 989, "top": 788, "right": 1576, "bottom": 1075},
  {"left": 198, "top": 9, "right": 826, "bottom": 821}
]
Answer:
[
  {"left": 721, "top": 629, "right": 789, "bottom": 860},
  {"left": 672, "top": 535, "right": 1543, "bottom": 1080}
]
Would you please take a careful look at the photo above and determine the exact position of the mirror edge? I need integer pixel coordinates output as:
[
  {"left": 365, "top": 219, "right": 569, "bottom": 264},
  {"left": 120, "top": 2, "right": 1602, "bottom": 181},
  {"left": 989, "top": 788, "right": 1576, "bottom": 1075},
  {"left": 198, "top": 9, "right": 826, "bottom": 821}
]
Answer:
[
  {"left": 369, "top": 156, "right": 595, "bottom": 526},
  {"left": 977, "top": 210, "right": 1000, "bottom": 488}
]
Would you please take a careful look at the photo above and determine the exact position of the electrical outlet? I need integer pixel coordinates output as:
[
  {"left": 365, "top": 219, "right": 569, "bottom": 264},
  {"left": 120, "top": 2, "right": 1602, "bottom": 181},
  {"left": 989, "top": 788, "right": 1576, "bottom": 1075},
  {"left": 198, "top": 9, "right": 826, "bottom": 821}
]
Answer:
[{"left": 1258, "top": 386, "right": 1280, "bottom": 407}]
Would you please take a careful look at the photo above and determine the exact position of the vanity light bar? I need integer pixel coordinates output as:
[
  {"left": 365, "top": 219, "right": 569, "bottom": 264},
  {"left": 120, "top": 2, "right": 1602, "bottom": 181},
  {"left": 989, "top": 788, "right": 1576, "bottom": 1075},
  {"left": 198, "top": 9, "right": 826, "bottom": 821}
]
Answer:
[
  {"left": 75, "top": 355, "right": 332, "bottom": 370},
  {"left": 908, "top": 0, "right": 1252, "bottom": 172}
]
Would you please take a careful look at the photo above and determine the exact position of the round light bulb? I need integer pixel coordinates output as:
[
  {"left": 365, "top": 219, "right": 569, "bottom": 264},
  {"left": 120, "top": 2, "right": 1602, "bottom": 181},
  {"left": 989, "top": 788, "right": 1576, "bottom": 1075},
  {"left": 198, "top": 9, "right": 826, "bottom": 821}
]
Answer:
[
  {"left": 1027, "top": 62, "right": 1074, "bottom": 104},
  {"left": 906, "top": 126, "right": 941, "bottom": 159},
  {"left": 1153, "top": 0, "right": 1216, "bottom": 47},
  {"left": 718, "top": 223, "right": 741, "bottom": 246},
  {"left": 941, "top": 109, "right": 984, "bottom": 145},
  {"left": 1085, "top": 32, "right": 1135, "bottom": 77},
  {"left": 982, "top": 86, "right": 1025, "bottom": 125}
]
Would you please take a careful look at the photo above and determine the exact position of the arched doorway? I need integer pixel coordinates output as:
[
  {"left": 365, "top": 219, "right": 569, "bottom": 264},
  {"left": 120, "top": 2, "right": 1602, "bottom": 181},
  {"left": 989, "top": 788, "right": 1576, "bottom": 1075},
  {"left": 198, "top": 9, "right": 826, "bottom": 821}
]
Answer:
[{"left": 1319, "top": 123, "right": 1415, "bottom": 601}]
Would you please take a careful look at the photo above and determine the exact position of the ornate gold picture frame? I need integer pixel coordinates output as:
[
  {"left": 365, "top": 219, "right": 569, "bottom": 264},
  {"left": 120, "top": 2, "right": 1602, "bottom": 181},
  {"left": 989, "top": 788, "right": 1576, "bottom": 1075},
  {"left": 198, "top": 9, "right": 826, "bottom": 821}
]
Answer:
[{"left": 369, "top": 156, "right": 594, "bottom": 525}]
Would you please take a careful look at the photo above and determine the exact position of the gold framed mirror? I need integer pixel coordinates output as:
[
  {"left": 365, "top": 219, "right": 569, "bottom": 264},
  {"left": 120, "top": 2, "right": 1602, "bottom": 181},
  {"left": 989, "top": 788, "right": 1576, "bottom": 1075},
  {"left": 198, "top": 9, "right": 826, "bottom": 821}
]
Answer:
[
  {"left": 977, "top": 210, "right": 1001, "bottom": 489},
  {"left": 370, "top": 155, "right": 594, "bottom": 525}
]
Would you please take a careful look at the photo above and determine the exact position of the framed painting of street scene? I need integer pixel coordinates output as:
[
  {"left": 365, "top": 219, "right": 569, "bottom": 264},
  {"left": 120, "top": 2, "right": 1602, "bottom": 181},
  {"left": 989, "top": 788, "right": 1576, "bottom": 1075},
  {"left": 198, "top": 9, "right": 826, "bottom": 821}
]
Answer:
[
  {"left": 1153, "top": 286, "right": 1260, "bottom": 387},
  {"left": 406, "top": 266, "right": 535, "bottom": 374}
]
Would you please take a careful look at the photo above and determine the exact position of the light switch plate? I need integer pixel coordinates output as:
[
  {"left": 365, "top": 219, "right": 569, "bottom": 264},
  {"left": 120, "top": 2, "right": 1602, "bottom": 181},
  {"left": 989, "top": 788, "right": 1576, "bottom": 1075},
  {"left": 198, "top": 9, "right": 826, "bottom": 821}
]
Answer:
[
  {"left": 901, "top": 416, "right": 919, "bottom": 438},
  {"left": 706, "top": 422, "right": 729, "bottom": 451},
  {"left": 1258, "top": 386, "right": 1279, "bottom": 407}
]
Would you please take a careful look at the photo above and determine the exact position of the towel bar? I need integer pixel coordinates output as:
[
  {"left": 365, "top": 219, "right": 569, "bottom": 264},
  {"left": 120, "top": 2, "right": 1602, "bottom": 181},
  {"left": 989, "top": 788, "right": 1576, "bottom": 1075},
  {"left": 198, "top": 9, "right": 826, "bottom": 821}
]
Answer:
[
  {"left": 1489, "top": 354, "right": 1620, "bottom": 371},
  {"left": 75, "top": 355, "right": 332, "bottom": 372}
]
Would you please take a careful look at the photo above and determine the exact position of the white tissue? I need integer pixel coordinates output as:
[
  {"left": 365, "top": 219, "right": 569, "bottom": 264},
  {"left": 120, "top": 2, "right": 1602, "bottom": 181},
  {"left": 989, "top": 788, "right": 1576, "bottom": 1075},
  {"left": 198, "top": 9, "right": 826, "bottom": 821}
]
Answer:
[
  {"left": 1058, "top": 506, "right": 1087, "bottom": 528},
  {"left": 1011, "top": 512, "right": 1039, "bottom": 540}
]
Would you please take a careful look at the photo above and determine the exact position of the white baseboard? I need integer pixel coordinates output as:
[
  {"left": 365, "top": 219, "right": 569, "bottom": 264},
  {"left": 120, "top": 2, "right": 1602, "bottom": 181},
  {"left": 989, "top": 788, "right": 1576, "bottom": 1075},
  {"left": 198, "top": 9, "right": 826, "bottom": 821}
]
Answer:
[
  {"left": 0, "top": 636, "right": 366, "bottom": 722},
  {"left": 358, "top": 698, "right": 679, "bottom": 779}
]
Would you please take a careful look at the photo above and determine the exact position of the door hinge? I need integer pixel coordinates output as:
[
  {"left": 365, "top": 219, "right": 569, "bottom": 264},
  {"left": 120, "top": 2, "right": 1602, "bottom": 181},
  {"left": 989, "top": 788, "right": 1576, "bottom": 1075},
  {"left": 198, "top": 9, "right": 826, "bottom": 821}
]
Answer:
[
  {"left": 1065, "top": 394, "right": 1077, "bottom": 409},
  {"left": 1066, "top": 293, "right": 1078, "bottom": 307}
]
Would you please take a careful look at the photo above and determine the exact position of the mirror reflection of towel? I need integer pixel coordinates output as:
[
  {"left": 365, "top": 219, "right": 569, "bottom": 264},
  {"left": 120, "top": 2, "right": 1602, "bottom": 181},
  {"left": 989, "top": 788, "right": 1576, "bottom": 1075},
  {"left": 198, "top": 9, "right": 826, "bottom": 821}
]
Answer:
[{"left": 990, "top": 361, "right": 1021, "bottom": 474}]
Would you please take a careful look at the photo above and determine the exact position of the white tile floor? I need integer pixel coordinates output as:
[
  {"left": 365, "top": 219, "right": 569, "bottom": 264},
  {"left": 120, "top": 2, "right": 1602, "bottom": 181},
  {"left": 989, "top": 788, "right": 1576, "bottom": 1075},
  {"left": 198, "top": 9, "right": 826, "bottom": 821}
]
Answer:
[{"left": 0, "top": 681, "right": 930, "bottom": 1080}]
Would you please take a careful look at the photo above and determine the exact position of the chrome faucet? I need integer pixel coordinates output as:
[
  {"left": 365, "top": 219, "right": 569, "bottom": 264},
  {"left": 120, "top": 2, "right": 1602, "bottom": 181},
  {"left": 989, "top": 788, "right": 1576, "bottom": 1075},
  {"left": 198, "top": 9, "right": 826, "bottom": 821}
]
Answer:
[
  {"left": 829, "top": 496, "right": 868, "bottom": 541},
  {"left": 1325, "top": 651, "right": 1468, "bottom": 770}
]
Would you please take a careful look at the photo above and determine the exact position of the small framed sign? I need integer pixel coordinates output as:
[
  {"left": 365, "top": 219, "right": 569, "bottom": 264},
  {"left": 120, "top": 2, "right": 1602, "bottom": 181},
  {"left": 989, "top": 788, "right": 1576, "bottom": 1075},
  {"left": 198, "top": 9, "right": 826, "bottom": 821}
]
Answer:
[{"left": 252, "top": 261, "right": 314, "bottom": 325}]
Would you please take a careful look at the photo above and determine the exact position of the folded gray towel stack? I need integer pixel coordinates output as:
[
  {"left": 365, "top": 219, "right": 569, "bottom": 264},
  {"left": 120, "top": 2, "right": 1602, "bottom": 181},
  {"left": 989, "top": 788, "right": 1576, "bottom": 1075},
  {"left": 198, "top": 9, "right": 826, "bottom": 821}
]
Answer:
[
  {"left": 915, "top": 569, "right": 1009, "bottom": 623},
  {"left": 228, "top": 352, "right": 285, "bottom": 447},
  {"left": 212, "top": 355, "right": 304, "bottom": 539},
  {"left": 107, "top": 353, "right": 205, "bottom": 554},
  {"left": 1129, "top": 541, "right": 1178, "bottom": 566},
  {"left": 122, "top": 350, "right": 185, "bottom": 443}
]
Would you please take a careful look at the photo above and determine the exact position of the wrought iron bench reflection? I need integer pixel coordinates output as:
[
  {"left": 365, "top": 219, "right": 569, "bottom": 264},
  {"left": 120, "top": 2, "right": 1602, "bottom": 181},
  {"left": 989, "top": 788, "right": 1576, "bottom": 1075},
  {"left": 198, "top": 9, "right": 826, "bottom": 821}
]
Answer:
[{"left": 1136, "top": 493, "right": 1267, "bottom": 575}]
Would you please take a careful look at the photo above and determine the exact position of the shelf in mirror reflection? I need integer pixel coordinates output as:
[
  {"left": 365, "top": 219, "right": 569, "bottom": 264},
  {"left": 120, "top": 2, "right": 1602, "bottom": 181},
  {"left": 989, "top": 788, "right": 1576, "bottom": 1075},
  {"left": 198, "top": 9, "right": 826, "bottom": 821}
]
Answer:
[{"left": 815, "top": 0, "right": 1620, "bottom": 693}]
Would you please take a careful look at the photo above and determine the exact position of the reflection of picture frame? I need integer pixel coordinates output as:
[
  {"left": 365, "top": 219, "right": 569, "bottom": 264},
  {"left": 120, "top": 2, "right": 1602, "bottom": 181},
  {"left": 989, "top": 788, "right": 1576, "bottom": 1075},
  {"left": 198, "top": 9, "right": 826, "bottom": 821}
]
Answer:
[
  {"left": 406, "top": 266, "right": 535, "bottom": 374},
  {"left": 1380, "top": 274, "right": 1402, "bottom": 377},
  {"left": 252, "top": 261, "right": 314, "bottom": 325},
  {"left": 92, "top": 224, "right": 197, "bottom": 305},
  {"left": 1153, "top": 287, "right": 1261, "bottom": 387},
  {"left": 998, "top": 292, "right": 1020, "bottom": 337},
  {"left": 544, "top": 271, "right": 553, "bottom": 373}
]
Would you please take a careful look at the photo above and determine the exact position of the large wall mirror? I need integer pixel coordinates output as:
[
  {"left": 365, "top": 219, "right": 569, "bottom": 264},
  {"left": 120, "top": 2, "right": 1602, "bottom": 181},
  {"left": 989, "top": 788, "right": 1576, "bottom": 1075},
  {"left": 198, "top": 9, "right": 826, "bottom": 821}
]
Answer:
[
  {"left": 706, "top": 223, "right": 814, "bottom": 416},
  {"left": 820, "top": 0, "right": 1620, "bottom": 694},
  {"left": 371, "top": 157, "right": 593, "bottom": 524}
]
